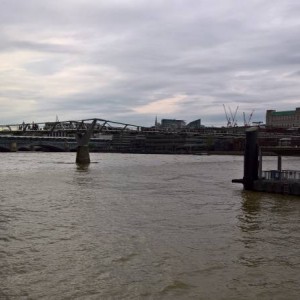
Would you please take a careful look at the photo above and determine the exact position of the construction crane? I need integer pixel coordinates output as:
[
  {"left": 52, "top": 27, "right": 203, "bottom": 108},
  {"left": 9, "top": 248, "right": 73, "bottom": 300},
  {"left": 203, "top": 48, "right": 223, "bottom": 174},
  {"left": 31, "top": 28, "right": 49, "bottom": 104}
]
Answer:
[
  {"left": 223, "top": 104, "right": 239, "bottom": 127},
  {"left": 223, "top": 104, "right": 232, "bottom": 127},
  {"left": 243, "top": 109, "right": 255, "bottom": 127},
  {"left": 229, "top": 105, "right": 239, "bottom": 127}
]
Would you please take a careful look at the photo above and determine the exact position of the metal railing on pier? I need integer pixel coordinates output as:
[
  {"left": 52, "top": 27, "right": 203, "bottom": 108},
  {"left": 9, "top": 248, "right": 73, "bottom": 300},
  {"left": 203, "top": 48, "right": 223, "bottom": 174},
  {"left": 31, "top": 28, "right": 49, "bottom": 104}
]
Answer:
[{"left": 261, "top": 170, "right": 300, "bottom": 181}]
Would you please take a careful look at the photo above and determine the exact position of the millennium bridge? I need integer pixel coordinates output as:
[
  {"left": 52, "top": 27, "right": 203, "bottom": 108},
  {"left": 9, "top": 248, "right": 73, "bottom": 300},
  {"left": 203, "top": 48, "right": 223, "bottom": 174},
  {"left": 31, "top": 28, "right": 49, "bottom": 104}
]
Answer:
[
  {"left": 1, "top": 118, "right": 300, "bottom": 164},
  {"left": 0, "top": 117, "right": 246, "bottom": 156},
  {"left": 0, "top": 118, "right": 141, "bottom": 135},
  {"left": 0, "top": 118, "right": 142, "bottom": 163}
]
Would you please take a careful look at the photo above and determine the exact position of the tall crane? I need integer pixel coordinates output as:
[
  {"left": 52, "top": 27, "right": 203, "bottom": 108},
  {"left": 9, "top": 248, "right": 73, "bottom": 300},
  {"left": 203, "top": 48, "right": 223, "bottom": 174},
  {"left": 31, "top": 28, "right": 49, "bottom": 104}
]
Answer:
[
  {"left": 229, "top": 105, "right": 239, "bottom": 127},
  {"left": 223, "top": 104, "right": 238, "bottom": 127},
  {"left": 243, "top": 109, "right": 255, "bottom": 127},
  {"left": 223, "top": 104, "right": 232, "bottom": 127}
]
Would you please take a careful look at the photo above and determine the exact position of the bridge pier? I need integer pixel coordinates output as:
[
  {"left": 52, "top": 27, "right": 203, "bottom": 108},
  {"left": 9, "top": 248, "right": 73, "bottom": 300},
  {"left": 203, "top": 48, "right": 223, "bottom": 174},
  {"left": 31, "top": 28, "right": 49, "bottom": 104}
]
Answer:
[
  {"left": 76, "top": 146, "right": 90, "bottom": 164},
  {"left": 10, "top": 142, "right": 17, "bottom": 152},
  {"left": 75, "top": 120, "right": 97, "bottom": 164}
]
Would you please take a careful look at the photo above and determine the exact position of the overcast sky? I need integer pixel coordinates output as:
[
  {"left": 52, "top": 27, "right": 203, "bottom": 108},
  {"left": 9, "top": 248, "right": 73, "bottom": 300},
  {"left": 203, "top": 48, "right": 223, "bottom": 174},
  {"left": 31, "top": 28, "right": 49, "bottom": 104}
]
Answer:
[{"left": 1, "top": 0, "right": 300, "bottom": 127}]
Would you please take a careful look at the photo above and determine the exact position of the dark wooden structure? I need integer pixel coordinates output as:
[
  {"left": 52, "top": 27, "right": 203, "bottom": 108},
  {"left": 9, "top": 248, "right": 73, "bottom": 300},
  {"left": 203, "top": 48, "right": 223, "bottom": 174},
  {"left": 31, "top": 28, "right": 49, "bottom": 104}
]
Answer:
[{"left": 233, "top": 128, "right": 300, "bottom": 196}]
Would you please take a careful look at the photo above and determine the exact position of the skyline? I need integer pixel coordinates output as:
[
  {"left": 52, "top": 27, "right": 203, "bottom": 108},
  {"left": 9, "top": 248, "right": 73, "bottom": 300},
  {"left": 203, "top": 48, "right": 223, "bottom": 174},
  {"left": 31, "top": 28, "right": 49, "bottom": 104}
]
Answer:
[{"left": 1, "top": 0, "right": 300, "bottom": 127}]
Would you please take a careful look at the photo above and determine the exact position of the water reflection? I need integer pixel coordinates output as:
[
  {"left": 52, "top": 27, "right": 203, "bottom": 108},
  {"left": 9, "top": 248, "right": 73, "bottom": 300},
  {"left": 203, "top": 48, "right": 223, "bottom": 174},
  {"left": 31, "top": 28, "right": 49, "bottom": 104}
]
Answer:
[
  {"left": 238, "top": 191, "right": 262, "bottom": 232},
  {"left": 76, "top": 163, "right": 90, "bottom": 172},
  {"left": 241, "top": 191, "right": 262, "bottom": 216},
  {"left": 234, "top": 191, "right": 264, "bottom": 272},
  {"left": 74, "top": 163, "right": 96, "bottom": 189}
]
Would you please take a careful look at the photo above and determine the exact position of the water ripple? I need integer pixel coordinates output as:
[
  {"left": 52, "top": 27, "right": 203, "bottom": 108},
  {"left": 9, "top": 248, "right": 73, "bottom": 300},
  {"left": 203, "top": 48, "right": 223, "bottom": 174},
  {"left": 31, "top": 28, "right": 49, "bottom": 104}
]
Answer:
[{"left": 0, "top": 153, "right": 299, "bottom": 299}]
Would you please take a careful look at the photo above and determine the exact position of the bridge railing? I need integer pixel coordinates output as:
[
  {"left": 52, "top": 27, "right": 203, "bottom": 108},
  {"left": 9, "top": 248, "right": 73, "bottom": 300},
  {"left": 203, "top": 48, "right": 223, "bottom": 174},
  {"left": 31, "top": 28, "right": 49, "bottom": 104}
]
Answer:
[
  {"left": 262, "top": 170, "right": 300, "bottom": 181},
  {"left": 0, "top": 118, "right": 142, "bottom": 134}
]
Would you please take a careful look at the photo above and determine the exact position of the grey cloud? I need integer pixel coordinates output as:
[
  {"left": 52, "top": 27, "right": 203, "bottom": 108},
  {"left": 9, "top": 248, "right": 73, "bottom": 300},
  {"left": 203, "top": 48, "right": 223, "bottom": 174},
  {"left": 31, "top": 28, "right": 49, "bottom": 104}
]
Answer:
[
  {"left": 0, "top": 39, "right": 78, "bottom": 55},
  {"left": 288, "top": 71, "right": 300, "bottom": 77},
  {"left": 1, "top": 0, "right": 300, "bottom": 126}
]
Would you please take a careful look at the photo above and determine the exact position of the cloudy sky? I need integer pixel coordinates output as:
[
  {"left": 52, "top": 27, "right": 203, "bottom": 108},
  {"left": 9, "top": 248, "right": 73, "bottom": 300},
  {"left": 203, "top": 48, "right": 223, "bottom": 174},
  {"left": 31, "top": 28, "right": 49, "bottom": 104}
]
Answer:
[{"left": 1, "top": 0, "right": 300, "bottom": 127}]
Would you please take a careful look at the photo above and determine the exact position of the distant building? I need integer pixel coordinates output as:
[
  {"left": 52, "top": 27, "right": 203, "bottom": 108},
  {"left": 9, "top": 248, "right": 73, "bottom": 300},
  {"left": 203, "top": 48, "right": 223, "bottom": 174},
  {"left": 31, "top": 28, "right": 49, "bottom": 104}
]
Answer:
[
  {"left": 161, "top": 119, "right": 186, "bottom": 129},
  {"left": 186, "top": 119, "right": 202, "bottom": 129},
  {"left": 154, "top": 116, "right": 160, "bottom": 129},
  {"left": 266, "top": 108, "right": 300, "bottom": 128}
]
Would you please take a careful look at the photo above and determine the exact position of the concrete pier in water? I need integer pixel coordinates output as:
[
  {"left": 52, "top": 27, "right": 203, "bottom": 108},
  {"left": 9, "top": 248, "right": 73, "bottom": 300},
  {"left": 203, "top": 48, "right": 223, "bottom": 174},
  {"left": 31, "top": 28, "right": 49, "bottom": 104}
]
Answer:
[
  {"left": 76, "top": 146, "right": 91, "bottom": 164},
  {"left": 75, "top": 120, "right": 97, "bottom": 164},
  {"left": 233, "top": 127, "right": 300, "bottom": 196}
]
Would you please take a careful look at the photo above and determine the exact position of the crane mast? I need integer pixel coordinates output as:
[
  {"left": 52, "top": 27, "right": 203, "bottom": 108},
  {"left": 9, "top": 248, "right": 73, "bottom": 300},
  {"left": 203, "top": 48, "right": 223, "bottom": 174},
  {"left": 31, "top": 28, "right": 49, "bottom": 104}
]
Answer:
[{"left": 223, "top": 104, "right": 238, "bottom": 127}]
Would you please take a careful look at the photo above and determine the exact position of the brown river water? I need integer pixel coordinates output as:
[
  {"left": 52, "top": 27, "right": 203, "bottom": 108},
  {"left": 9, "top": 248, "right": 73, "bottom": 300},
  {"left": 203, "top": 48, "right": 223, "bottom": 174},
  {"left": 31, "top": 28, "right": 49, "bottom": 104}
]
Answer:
[{"left": 0, "top": 153, "right": 299, "bottom": 299}]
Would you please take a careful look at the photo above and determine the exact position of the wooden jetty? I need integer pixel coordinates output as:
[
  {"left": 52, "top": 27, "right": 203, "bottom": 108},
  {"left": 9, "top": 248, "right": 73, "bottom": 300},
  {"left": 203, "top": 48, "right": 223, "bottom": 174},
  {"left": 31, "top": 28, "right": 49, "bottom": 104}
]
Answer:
[{"left": 232, "top": 128, "right": 300, "bottom": 196}]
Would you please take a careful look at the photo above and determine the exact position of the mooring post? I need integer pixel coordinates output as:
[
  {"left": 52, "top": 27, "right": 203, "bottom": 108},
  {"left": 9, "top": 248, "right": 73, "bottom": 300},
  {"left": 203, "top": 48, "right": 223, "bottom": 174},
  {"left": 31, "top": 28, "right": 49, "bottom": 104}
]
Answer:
[
  {"left": 243, "top": 127, "right": 259, "bottom": 190},
  {"left": 277, "top": 155, "right": 282, "bottom": 172},
  {"left": 258, "top": 147, "right": 262, "bottom": 179},
  {"left": 75, "top": 120, "right": 97, "bottom": 164}
]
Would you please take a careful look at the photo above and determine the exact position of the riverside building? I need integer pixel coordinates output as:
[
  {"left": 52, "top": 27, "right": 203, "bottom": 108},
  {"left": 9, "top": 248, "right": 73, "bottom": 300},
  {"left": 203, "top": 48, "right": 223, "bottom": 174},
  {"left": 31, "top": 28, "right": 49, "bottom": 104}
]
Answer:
[{"left": 266, "top": 107, "right": 300, "bottom": 128}]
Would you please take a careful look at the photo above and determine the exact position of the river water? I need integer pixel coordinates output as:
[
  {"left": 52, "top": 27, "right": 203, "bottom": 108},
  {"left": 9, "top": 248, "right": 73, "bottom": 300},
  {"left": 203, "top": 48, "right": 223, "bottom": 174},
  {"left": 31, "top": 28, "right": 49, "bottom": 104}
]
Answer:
[{"left": 0, "top": 153, "right": 299, "bottom": 299}]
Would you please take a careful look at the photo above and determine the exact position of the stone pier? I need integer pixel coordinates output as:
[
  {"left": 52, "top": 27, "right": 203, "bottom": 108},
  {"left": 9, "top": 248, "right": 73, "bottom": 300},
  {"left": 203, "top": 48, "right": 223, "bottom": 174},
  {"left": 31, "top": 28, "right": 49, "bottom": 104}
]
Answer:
[
  {"left": 10, "top": 142, "right": 17, "bottom": 152},
  {"left": 75, "top": 120, "right": 97, "bottom": 164}
]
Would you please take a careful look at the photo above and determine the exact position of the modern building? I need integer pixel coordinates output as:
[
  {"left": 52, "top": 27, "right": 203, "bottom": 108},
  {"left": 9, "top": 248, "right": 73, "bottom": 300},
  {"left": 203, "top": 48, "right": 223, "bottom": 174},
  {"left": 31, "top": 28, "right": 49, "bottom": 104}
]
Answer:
[
  {"left": 266, "top": 108, "right": 300, "bottom": 128},
  {"left": 186, "top": 119, "right": 202, "bottom": 129},
  {"left": 161, "top": 119, "right": 186, "bottom": 129}
]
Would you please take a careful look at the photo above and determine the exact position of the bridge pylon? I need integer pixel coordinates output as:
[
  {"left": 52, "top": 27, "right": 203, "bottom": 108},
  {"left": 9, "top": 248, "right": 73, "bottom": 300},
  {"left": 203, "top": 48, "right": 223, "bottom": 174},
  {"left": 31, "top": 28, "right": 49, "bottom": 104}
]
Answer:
[{"left": 75, "top": 119, "right": 97, "bottom": 164}]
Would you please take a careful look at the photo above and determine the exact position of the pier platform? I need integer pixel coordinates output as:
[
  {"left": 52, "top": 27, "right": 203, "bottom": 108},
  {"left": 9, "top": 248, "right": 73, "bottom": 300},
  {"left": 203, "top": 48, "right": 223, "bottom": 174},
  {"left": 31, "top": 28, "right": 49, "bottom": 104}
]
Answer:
[
  {"left": 253, "top": 180, "right": 300, "bottom": 195},
  {"left": 253, "top": 170, "right": 300, "bottom": 195},
  {"left": 232, "top": 128, "right": 300, "bottom": 196}
]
